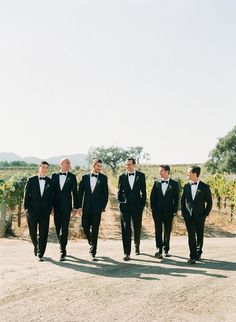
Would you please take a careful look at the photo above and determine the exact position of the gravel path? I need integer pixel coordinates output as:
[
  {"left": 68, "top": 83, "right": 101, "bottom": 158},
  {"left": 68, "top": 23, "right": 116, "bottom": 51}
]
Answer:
[{"left": 1, "top": 237, "right": 236, "bottom": 322}]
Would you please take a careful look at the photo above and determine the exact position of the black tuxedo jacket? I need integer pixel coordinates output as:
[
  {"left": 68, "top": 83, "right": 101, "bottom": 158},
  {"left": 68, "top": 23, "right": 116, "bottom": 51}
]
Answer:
[
  {"left": 117, "top": 171, "right": 146, "bottom": 211},
  {"left": 150, "top": 178, "right": 179, "bottom": 216},
  {"left": 24, "top": 176, "right": 54, "bottom": 216},
  {"left": 78, "top": 172, "right": 109, "bottom": 215},
  {"left": 181, "top": 181, "right": 212, "bottom": 218},
  {"left": 51, "top": 172, "right": 79, "bottom": 214}
]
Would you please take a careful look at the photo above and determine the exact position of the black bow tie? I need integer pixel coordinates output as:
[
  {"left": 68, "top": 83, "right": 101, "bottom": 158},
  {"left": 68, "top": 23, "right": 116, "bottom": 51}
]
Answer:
[
  {"left": 60, "top": 172, "right": 67, "bottom": 176},
  {"left": 161, "top": 180, "right": 168, "bottom": 184},
  {"left": 191, "top": 182, "right": 197, "bottom": 185},
  {"left": 128, "top": 173, "right": 135, "bottom": 176},
  {"left": 91, "top": 174, "right": 98, "bottom": 178},
  {"left": 39, "top": 177, "right": 46, "bottom": 180}
]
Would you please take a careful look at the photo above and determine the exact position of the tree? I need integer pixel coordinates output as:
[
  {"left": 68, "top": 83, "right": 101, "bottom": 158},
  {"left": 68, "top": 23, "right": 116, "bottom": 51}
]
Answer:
[
  {"left": 206, "top": 125, "right": 236, "bottom": 174},
  {"left": 87, "top": 146, "right": 128, "bottom": 173},
  {"left": 127, "top": 146, "right": 150, "bottom": 164},
  {"left": 87, "top": 145, "right": 150, "bottom": 173}
]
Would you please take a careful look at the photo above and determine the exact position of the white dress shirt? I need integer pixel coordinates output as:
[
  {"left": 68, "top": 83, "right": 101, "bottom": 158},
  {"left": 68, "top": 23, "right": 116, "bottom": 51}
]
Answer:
[
  {"left": 161, "top": 178, "right": 170, "bottom": 196},
  {"left": 190, "top": 180, "right": 200, "bottom": 200},
  {"left": 38, "top": 176, "right": 46, "bottom": 197},
  {"left": 59, "top": 172, "right": 68, "bottom": 190},
  {"left": 90, "top": 172, "right": 98, "bottom": 193},
  {"left": 127, "top": 171, "right": 136, "bottom": 190}
]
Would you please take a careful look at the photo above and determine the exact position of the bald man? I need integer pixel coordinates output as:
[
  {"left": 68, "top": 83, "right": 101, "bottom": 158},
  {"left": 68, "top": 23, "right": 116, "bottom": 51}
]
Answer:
[{"left": 51, "top": 159, "right": 79, "bottom": 261}]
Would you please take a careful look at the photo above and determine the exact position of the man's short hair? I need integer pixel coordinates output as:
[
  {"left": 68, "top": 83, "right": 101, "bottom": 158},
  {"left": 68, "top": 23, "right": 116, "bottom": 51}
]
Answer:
[
  {"left": 160, "top": 164, "right": 170, "bottom": 172},
  {"left": 92, "top": 159, "right": 102, "bottom": 166},
  {"left": 126, "top": 157, "right": 136, "bottom": 165},
  {"left": 39, "top": 161, "right": 49, "bottom": 167},
  {"left": 190, "top": 165, "right": 201, "bottom": 177}
]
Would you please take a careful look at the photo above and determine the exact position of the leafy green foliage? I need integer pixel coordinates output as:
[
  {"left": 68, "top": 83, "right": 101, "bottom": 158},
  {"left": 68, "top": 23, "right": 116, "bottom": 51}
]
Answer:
[
  {"left": 0, "top": 160, "right": 37, "bottom": 167},
  {"left": 206, "top": 125, "right": 236, "bottom": 174},
  {"left": 87, "top": 146, "right": 149, "bottom": 173},
  {"left": 0, "top": 176, "right": 27, "bottom": 209}
]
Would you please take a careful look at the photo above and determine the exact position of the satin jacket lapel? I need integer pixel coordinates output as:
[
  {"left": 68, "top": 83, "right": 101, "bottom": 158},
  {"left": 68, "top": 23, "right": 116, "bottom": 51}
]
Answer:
[
  {"left": 35, "top": 176, "right": 42, "bottom": 197},
  {"left": 62, "top": 173, "right": 71, "bottom": 191},
  {"left": 57, "top": 173, "right": 60, "bottom": 189},
  {"left": 157, "top": 180, "right": 164, "bottom": 196},
  {"left": 87, "top": 174, "right": 93, "bottom": 194},
  {"left": 41, "top": 177, "right": 49, "bottom": 197},
  {"left": 186, "top": 183, "right": 193, "bottom": 203},
  {"left": 166, "top": 179, "right": 173, "bottom": 194},
  {"left": 194, "top": 181, "right": 203, "bottom": 201},
  {"left": 133, "top": 172, "right": 139, "bottom": 188},
  {"left": 125, "top": 173, "right": 132, "bottom": 191}
]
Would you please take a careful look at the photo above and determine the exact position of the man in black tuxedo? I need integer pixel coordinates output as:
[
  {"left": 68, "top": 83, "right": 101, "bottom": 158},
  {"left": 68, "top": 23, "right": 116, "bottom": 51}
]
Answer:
[
  {"left": 51, "top": 158, "right": 79, "bottom": 261},
  {"left": 150, "top": 165, "right": 179, "bottom": 259},
  {"left": 24, "top": 161, "right": 54, "bottom": 261},
  {"left": 78, "top": 159, "right": 108, "bottom": 261},
  {"left": 181, "top": 166, "right": 212, "bottom": 264},
  {"left": 118, "top": 158, "right": 146, "bottom": 261}
]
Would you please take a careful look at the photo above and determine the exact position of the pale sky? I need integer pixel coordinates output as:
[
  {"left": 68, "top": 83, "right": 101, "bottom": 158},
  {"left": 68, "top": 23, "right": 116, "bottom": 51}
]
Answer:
[{"left": 0, "top": 0, "right": 235, "bottom": 164}]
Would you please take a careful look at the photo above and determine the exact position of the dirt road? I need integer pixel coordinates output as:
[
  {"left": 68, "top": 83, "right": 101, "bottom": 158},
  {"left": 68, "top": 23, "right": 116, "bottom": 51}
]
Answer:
[
  {"left": 1, "top": 183, "right": 236, "bottom": 321},
  {"left": 1, "top": 237, "right": 236, "bottom": 322}
]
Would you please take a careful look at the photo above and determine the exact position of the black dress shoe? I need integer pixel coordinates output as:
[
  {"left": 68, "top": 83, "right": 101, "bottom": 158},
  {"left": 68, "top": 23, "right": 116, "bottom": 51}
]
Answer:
[
  {"left": 91, "top": 255, "right": 98, "bottom": 261},
  {"left": 123, "top": 255, "right": 130, "bottom": 261},
  {"left": 187, "top": 258, "right": 196, "bottom": 264},
  {"left": 135, "top": 249, "right": 140, "bottom": 255},
  {"left": 164, "top": 252, "right": 171, "bottom": 257},
  {"left": 59, "top": 254, "right": 66, "bottom": 261},
  {"left": 155, "top": 252, "right": 163, "bottom": 259},
  {"left": 37, "top": 256, "right": 44, "bottom": 262}
]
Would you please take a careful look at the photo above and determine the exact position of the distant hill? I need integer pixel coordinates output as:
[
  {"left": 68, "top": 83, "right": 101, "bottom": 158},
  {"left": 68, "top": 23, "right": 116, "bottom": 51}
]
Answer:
[
  {"left": 23, "top": 156, "right": 41, "bottom": 164},
  {"left": 0, "top": 152, "right": 88, "bottom": 167},
  {"left": 46, "top": 154, "right": 88, "bottom": 167},
  {"left": 0, "top": 152, "right": 24, "bottom": 162}
]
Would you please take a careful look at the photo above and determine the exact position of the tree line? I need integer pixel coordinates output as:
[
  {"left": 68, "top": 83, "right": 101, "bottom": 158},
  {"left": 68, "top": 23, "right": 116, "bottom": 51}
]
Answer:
[
  {"left": 0, "top": 161, "right": 37, "bottom": 168},
  {"left": 87, "top": 145, "right": 150, "bottom": 173}
]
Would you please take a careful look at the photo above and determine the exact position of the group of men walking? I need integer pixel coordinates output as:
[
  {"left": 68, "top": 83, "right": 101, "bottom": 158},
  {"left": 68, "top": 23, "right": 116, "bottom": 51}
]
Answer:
[
  {"left": 24, "top": 158, "right": 107, "bottom": 262},
  {"left": 24, "top": 157, "right": 212, "bottom": 264}
]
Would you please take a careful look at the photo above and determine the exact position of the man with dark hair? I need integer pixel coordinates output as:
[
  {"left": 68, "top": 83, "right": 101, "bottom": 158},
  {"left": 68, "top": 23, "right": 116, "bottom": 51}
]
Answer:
[
  {"left": 118, "top": 158, "right": 146, "bottom": 261},
  {"left": 51, "top": 158, "right": 79, "bottom": 261},
  {"left": 181, "top": 166, "right": 212, "bottom": 264},
  {"left": 24, "top": 161, "right": 54, "bottom": 261},
  {"left": 78, "top": 159, "right": 108, "bottom": 261},
  {"left": 150, "top": 165, "right": 179, "bottom": 259}
]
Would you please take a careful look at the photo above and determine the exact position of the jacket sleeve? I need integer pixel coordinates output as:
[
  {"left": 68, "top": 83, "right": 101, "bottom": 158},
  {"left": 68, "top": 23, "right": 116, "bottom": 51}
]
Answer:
[
  {"left": 150, "top": 181, "right": 156, "bottom": 211},
  {"left": 102, "top": 176, "right": 109, "bottom": 211},
  {"left": 181, "top": 186, "right": 187, "bottom": 216},
  {"left": 51, "top": 174, "right": 57, "bottom": 206},
  {"left": 77, "top": 176, "right": 85, "bottom": 208},
  {"left": 72, "top": 174, "right": 79, "bottom": 209},
  {"left": 141, "top": 174, "right": 147, "bottom": 208},
  {"left": 49, "top": 179, "right": 55, "bottom": 209},
  {"left": 117, "top": 175, "right": 123, "bottom": 203},
  {"left": 24, "top": 177, "right": 32, "bottom": 210},
  {"left": 205, "top": 184, "right": 213, "bottom": 216},
  {"left": 173, "top": 181, "right": 180, "bottom": 214}
]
